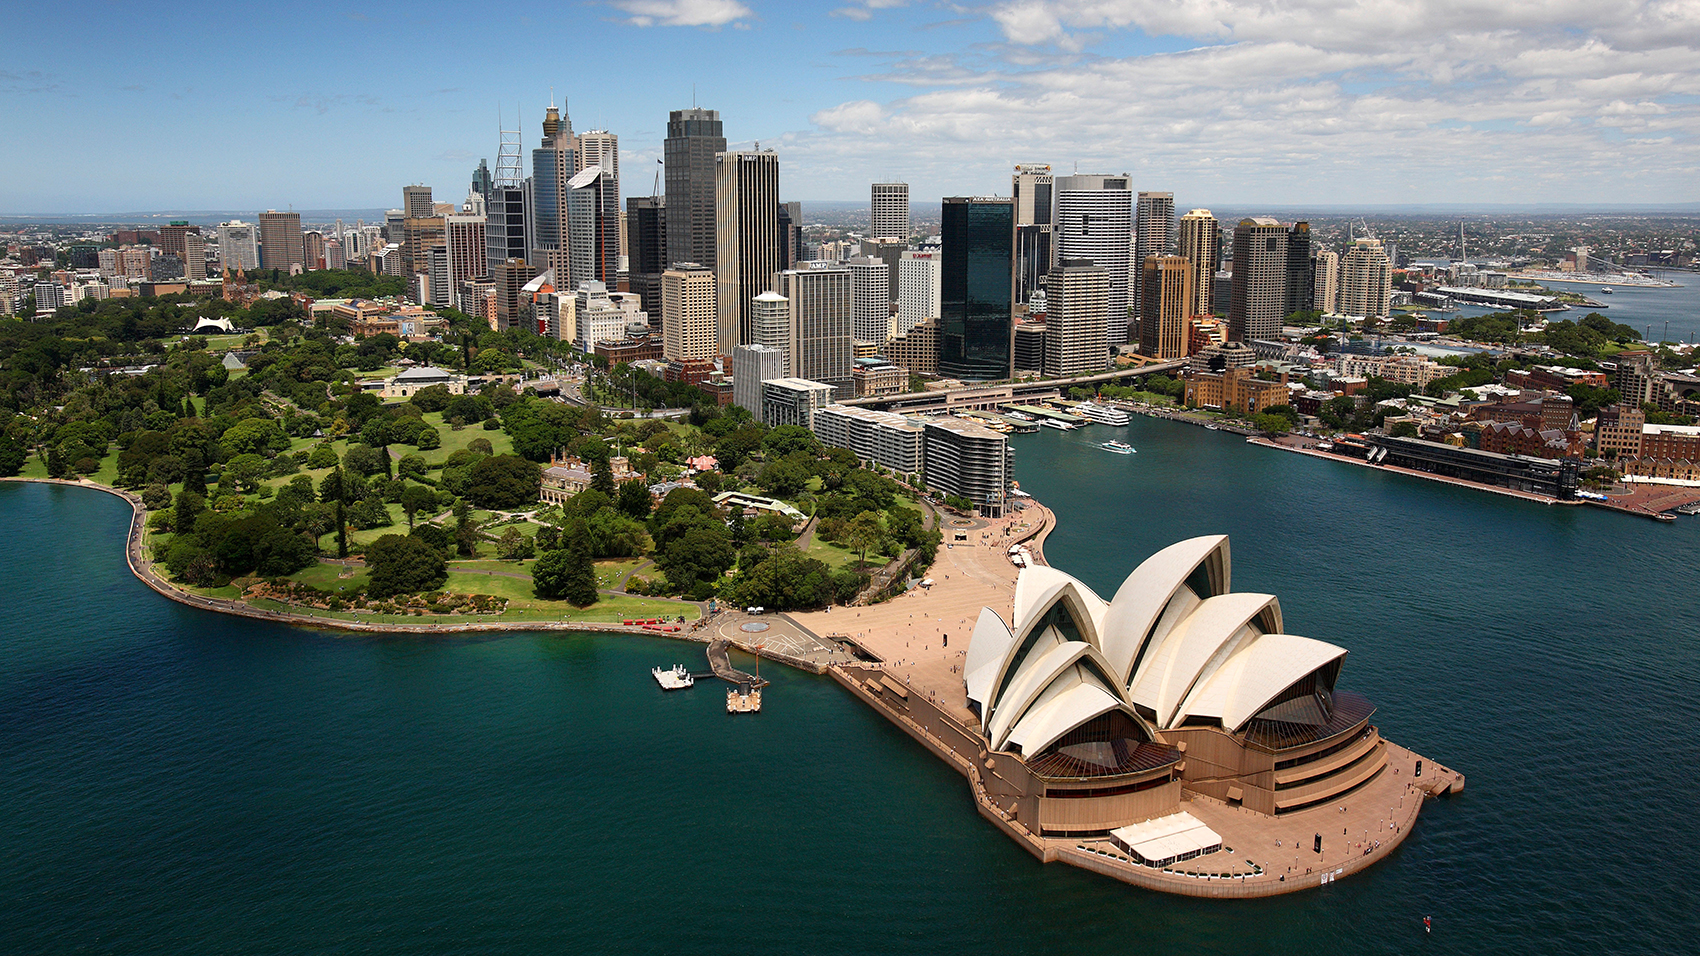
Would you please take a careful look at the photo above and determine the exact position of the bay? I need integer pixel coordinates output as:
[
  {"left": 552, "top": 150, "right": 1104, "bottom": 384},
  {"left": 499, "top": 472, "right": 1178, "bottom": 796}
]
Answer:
[{"left": 2, "top": 413, "right": 1697, "bottom": 955}]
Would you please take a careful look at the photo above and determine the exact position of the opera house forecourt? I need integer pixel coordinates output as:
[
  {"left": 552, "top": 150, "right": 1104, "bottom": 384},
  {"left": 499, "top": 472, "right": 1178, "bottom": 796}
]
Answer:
[{"left": 827, "top": 533, "right": 1462, "bottom": 898}]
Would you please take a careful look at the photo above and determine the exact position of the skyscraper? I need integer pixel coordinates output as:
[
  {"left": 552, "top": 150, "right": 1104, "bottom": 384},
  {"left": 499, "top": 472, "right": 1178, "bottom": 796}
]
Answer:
[
  {"left": 1139, "top": 255, "right": 1194, "bottom": 359},
  {"left": 750, "top": 289, "right": 791, "bottom": 368},
  {"left": 427, "top": 245, "right": 451, "bottom": 307},
  {"left": 1340, "top": 238, "right": 1393, "bottom": 321},
  {"left": 531, "top": 103, "right": 575, "bottom": 280},
  {"left": 777, "top": 201, "right": 803, "bottom": 271},
  {"left": 1134, "top": 191, "right": 1175, "bottom": 313},
  {"left": 492, "top": 258, "right": 539, "bottom": 332},
  {"left": 1177, "top": 209, "right": 1220, "bottom": 318},
  {"left": 871, "top": 182, "right": 909, "bottom": 239},
  {"left": 485, "top": 183, "right": 529, "bottom": 280},
  {"left": 566, "top": 165, "right": 618, "bottom": 288},
  {"left": 665, "top": 108, "right": 726, "bottom": 269},
  {"left": 939, "top": 197, "right": 1014, "bottom": 381},
  {"left": 574, "top": 130, "right": 619, "bottom": 201},
  {"left": 403, "top": 185, "right": 434, "bottom": 220},
  {"left": 1285, "top": 221, "right": 1313, "bottom": 319},
  {"left": 218, "top": 220, "right": 259, "bottom": 271},
  {"left": 161, "top": 222, "right": 206, "bottom": 281},
  {"left": 1012, "top": 164, "right": 1054, "bottom": 308},
  {"left": 847, "top": 255, "right": 891, "bottom": 345},
  {"left": 732, "top": 344, "right": 786, "bottom": 417},
  {"left": 257, "top": 210, "right": 303, "bottom": 272},
  {"left": 713, "top": 149, "right": 780, "bottom": 355},
  {"left": 446, "top": 193, "right": 488, "bottom": 313},
  {"left": 1228, "top": 217, "right": 1288, "bottom": 343},
  {"left": 403, "top": 215, "right": 445, "bottom": 278},
  {"left": 303, "top": 230, "right": 326, "bottom": 271},
  {"left": 1312, "top": 249, "right": 1339, "bottom": 314},
  {"left": 471, "top": 159, "right": 493, "bottom": 202},
  {"left": 1054, "top": 175, "right": 1132, "bottom": 347},
  {"left": 896, "top": 250, "right": 940, "bottom": 337},
  {"left": 776, "top": 264, "right": 853, "bottom": 397},
  {"left": 1044, "top": 259, "right": 1110, "bottom": 377},
  {"left": 626, "top": 195, "right": 666, "bottom": 323}
]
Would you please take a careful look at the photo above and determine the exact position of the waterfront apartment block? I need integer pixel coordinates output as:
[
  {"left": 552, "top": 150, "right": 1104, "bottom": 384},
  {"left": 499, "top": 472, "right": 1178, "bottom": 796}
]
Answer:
[
  {"left": 760, "top": 377, "right": 836, "bottom": 429},
  {"left": 812, "top": 404, "right": 924, "bottom": 477},
  {"left": 921, "top": 416, "right": 1011, "bottom": 516}
]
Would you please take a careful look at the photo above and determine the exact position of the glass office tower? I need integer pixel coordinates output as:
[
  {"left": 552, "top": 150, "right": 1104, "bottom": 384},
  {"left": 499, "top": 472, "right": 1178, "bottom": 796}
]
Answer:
[{"left": 940, "top": 197, "right": 1014, "bottom": 381}]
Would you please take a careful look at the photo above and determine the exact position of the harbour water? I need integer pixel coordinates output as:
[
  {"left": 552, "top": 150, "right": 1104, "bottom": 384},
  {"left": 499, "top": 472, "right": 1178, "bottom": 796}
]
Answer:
[
  {"left": 4, "top": 417, "right": 1699, "bottom": 954},
  {"left": 1453, "top": 268, "right": 1700, "bottom": 343}
]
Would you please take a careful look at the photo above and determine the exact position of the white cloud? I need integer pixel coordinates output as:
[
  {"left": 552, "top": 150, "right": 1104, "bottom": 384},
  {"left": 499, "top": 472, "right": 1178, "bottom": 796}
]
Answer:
[
  {"left": 778, "top": 0, "right": 1700, "bottom": 202},
  {"left": 611, "top": 0, "right": 753, "bottom": 28}
]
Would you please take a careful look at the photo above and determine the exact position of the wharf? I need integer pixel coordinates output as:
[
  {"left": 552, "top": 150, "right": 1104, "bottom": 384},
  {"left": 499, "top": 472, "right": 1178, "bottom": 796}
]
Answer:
[
  {"left": 707, "top": 638, "right": 768, "bottom": 689},
  {"left": 1003, "top": 404, "right": 1085, "bottom": 425}
]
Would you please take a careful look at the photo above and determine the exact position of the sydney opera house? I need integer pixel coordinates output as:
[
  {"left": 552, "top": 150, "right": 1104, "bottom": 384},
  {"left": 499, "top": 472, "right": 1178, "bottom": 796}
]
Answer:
[{"left": 965, "top": 534, "right": 1390, "bottom": 833}]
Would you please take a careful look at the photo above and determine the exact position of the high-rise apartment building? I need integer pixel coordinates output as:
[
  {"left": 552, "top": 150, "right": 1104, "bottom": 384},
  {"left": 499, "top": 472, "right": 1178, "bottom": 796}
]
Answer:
[
  {"left": 732, "top": 343, "right": 786, "bottom": 417},
  {"left": 1139, "top": 255, "right": 1194, "bottom": 360},
  {"left": 1044, "top": 259, "right": 1110, "bottom": 377},
  {"left": 257, "top": 210, "right": 304, "bottom": 271},
  {"left": 1285, "top": 221, "right": 1313, "bottom": 319},
  {"left": 713, "top": 149, "right": 780, "bottom": 355},
  {"left": 847, "top": 255, "right": 891, "bottom": 345},
  {"left": 1134, "top": 191, "right": 1175, "bottom": 314},
  {"left": 661, "top": 264, "right": 717, "bottom": 362},
  {"left": 574, "top": 130, "right": 619, "bottom": 200},
  {"left": 626, "top": 195, "right": 666, "bottom": 323},
  {"left": 326, "top": 239, "right": 345, "bottom": 270},
  {"left": 160, "top": 223, "right": 207, "bottom": 281},
  {"left": 403, "top": 216, "right": 446, "bottom": 277},
  {"left": 1228, "top": 217, "right": 1288, "bottom": 343},
  {"left": 1312, "top": 249, "right": 1339, "bottom": 314},
  {"left": 403, "top": 185, "right": 434, "bottom": 220},
  {"left": 303, "top": 231, "right": 326, "bottom": 271},
  {"left": 776, "top": 264, "right": 853, "bottom": 397},
  {"left": 896, "top": 250, "right": 940, "bottom": 337},
  {"left": 446, "top": 194, "right": 488, "bottom": 313},
  {"left": 940, "top": 197, "right": 1014, "bottom": 381},
  {"left": 217, "top": 220, "right": 259, "bottom": 271},
  {"left": 566, "top": 165, "right": 618, "bottom": 288},
  {"left": 871, "top": 182, "right": 909, "bottom": 239},
  {"left": 1054, "top": 175, "right": 1132, "bottom": 347},
  {"left": 665, "top": 108, "right": 726, "bottom": 270},
  {"left": 427, "top": 246, "right": 451, "bottom": 307},
  {"left": 1340, "top": 238, "right": 1393, "bottom": 321},
  {"left": 1176, "top": 209, "right": 1220, "bottom": 319},
  {"left": 751, "top": 289, "right": 791, "bottom": 370},
  {"left": 1012, "top": 164, "right": 1054, "bottom": 308}
]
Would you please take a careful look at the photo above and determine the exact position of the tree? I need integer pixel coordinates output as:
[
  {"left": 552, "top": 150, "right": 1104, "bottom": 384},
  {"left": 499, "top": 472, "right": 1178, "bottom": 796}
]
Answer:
[
  {"left": 414, "top": 427, "right": 441, "bottom": 450},
  {"left": 464, "top": 454, "right": 542, "bottom": 509},
  {"left": 762, "top": 424, "right": 820, "bottom": 458},
  {"left": 408, "top": 384, "right": 454, "bottom": 413},
  {"left": 616, "top": 477, "right": 652, "bottom": 520},
  {"left": 365, "top": 533, "right": 448, "bottom": 597},
  {"left": 843, "top": 511, "right": 885, "bottom": 569},
  {"left": 306, "top": 443, "right": 340, "bottom": 469},
  {"left": 590, "top": 458, "right": 616, "bottom": 495},
  {"left": 532, "top": 544, "right": 598, "bottom": 606},
  {"left": 0, "top": 434, "right": 26, "bottom": 477},
  {"left": 496, "top": 526, "right": 536, "bottom": 560},
  {"left": 342, "top": 443, "right": 387, "bottom": 477},
  {"left": 400, "top": 484, "right": 437, "bottom": 529},
  {"left": 758, "top": 458, "right": 810, "bottom": 498},
  {"left": 1251, "top": 413, "right": 1292, "bottom": 435}
]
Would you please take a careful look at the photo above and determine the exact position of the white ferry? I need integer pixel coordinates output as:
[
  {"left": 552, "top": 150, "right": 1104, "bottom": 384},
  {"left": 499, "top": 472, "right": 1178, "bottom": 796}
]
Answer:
[
  {"left": 652, "top": 664, "right": 694, "bottom": 690},
  {"left": 1100, "top": 440, "right": 1135, "bottom": 455},
  {"left": 1600, "top": 286, "right": 1614, "bottom": 295},
  {"left": 1041, "top": 418, "right": 1079, "bottom": 431},
  {"left": 1073, "top": 402, "right": 1132, "bottom": 426}
]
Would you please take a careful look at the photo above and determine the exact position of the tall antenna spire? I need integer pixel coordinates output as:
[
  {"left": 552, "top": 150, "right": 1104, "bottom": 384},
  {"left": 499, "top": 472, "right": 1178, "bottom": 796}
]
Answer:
[{"left": 496, "top": 104, "right": 523, "bottom": 188}]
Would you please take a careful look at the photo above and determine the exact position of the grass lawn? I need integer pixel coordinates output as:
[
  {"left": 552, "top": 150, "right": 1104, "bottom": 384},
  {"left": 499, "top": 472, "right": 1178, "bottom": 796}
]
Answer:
[
  {"left": 804, "top": 536, "right": 866, "bottom": 570},
  {"left": 287, "top": 561, "right": 368, "bottom": 590},
  {"left": 415, "top": 413, "right": 514, "bottom": 466}
]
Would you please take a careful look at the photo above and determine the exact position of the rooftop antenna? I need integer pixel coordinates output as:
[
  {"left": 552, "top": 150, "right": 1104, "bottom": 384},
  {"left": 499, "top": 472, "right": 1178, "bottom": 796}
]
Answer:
[{"left": 495, "top": 104, "right": 524, "bottom": 188}]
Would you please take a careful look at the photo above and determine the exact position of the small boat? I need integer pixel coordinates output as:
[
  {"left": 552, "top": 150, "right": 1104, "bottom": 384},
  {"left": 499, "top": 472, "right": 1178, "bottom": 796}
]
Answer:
[
  {"left": 1100, "top": 440, "right": 1135, "bottom": 454},
  {"left": 653, "top": 664, "right": 694, "bottom": 690},
  {"left": 1041, "top": 418, "right": 1078, "bottom": 430},
  {"left": 1205, "top": 424, "right": 1220, "bottom": 431},
  {"left": 1655, "top": 512, "right": 1676, "bottom": 523},
  {"left": 1004, "top": 411, "right": 1034, "bottom": 422},
  {"left": 1600, "top": 286, "right": 1614, "bottom": 294}
]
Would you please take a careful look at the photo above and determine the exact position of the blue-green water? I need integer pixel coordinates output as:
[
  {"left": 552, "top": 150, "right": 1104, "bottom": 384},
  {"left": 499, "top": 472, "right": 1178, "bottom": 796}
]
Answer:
[{"left": 3, "top": 419, "right": 1698, "bottom": 954}]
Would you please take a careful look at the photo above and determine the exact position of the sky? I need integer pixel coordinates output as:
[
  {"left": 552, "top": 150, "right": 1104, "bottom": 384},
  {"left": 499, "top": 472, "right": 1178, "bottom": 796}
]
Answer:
[{"left": 4, "top": 0, "right": 1699, "bottom": 214}]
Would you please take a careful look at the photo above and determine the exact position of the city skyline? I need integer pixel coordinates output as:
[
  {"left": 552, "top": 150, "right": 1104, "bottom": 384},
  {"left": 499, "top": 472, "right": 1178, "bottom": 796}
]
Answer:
[{"left": 4, "top": 0, "right": 1698, "bottom": 214}]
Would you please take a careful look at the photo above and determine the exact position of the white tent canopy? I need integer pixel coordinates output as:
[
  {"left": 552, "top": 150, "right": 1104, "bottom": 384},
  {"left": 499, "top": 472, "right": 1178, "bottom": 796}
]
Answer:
[{"left": 1109, "top": 812, "right": 1223, "bottom": 867}]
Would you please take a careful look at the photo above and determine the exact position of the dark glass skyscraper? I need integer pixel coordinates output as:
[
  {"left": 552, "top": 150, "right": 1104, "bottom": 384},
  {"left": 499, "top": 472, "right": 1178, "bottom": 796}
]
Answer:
[
  {"left": 627, "top": 195, "right": 666, "bottom": 324},
  {"left": 940, "top": 197, "right": 1014, "bottom": 381},
  {"left": 1285, "top": 221, "right": 1313, "bottom": 320},
  {"left": 664, "top": 108, "right": 726, "bottom": 270}
]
